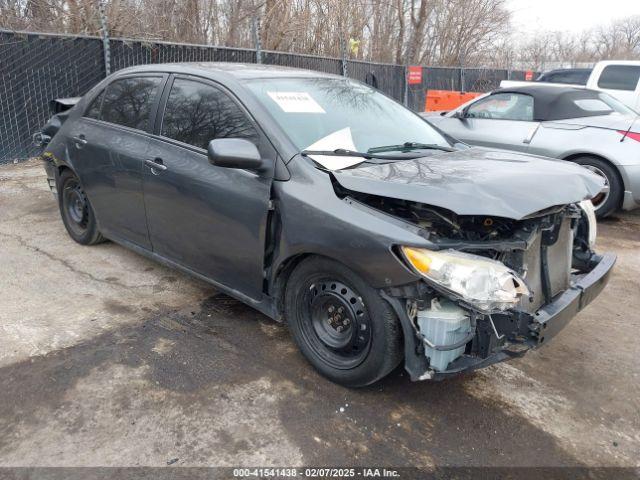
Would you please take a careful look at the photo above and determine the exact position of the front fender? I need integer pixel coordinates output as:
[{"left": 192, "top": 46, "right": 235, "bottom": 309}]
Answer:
[{"left": 269, "top": 164, "right": 428, "bottom": 290}]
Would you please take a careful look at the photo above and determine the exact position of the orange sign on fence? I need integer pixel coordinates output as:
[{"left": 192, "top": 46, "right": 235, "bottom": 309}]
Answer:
[{"left": 408, "top": 66, "right": 423, "bottom": 85}]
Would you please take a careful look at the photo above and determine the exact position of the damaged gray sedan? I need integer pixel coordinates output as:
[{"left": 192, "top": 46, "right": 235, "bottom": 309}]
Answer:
[{"left": 37, "top": 63, "right": 615, "bottom": 386}]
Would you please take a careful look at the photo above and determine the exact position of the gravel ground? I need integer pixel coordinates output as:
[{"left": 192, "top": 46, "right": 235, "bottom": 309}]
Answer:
[{"left": 0, "top": 159, "right": 639, "bottom": 471}]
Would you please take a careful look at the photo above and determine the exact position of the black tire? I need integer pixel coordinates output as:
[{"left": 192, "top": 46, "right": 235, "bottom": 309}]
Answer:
[
  {"left": 57, "top": 169, "right": 105, "bottom": 245},
  {"left": 572, "top": 156, "right": 623, "bottom": 218},
  {"left": 284, "top": 256, "right": 403, "bottom": 387}
]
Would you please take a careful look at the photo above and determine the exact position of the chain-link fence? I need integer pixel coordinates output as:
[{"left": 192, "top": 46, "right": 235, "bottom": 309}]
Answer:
[{"left": 0, "top": 29, "right": 534, "bottom": 164}]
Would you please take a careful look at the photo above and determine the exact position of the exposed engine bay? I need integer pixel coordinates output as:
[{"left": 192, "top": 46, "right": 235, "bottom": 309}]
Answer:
[
  {"left": 339, "top": 186, "right": 611, "bottom": 381},
  {"left": 345, "top": 193, "right": 520, "bottom": 243}
]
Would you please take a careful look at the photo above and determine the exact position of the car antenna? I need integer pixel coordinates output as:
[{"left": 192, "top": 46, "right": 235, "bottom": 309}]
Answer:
[{"left": 620, "top": 110, "right": 640, "bottom": 143}]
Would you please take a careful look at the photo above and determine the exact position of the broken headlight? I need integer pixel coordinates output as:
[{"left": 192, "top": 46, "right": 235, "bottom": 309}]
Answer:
[{"left": 400, "top": 246, "right": 529, "bottom": 313}]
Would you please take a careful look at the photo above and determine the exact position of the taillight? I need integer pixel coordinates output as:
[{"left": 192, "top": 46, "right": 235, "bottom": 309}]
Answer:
[{"left": 618, "top": 130, "right": 640, "bottom": 142}]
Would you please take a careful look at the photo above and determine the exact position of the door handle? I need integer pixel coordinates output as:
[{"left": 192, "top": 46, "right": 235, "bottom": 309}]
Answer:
[
  {"left": 72, "top": 135, "right": 88, "bottom": 147},
  {"left": 145, "top": 158, "right": 168, "bottom": 172}
]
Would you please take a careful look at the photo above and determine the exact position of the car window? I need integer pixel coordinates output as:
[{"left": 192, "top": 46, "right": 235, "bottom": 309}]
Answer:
[
  {"left": 161, "top": 78, "right": 259, "bottom": 150},
  {"left": 540, "top": 73, "right": 561, "bottom": 83},
  {"left": 101, "top": 76, "right": 163, "bottom": 130},
  {"left": 84, "top": 90, "right": 105, "bottom": 119},
  {"left": 573, "top": 98, "right": 613, "bottom": 113},
  {"left": 564, "top": 71, "right": 591, "bottom": 85},
  {"left": 466, "top": 93, "right": 534, "bottom": 121},
  {"left": 539, "top": 71, "right": 590, "bottom": 85},
  {"left": 598, "top": 65, "right": 640, "bottom": 91}
]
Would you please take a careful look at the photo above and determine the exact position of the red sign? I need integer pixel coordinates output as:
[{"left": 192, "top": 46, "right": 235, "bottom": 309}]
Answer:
[
  {"left": 408, "top": 66, "right": 423, "bottom": 85},
  {"left": 525, "top": 70, "right": 534, "bottom": 81}
]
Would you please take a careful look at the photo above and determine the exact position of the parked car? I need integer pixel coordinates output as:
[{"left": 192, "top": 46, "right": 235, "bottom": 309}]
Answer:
[
  {"left": 424, "top": 85, "right": 640, "bottom": 217},
  {"left": 36, "top": 63, "right": 614, "bottom": 387},
  {"left": 537, "top": 68, "right": 592, "bottom": 85},
  {"left": 504, "top": 60, "right": 640, "bottom": 111}
]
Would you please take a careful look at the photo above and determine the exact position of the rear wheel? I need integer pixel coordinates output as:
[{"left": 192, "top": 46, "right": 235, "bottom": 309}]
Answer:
[
  {"left": 284, "top": 257, "right": 403, "bottom": 387},
  {"left": 58, "top": 169, "right": 105, "bottom": 245},
  {"left": 572, "top": 156, "right": 622, "bottom": 218}
]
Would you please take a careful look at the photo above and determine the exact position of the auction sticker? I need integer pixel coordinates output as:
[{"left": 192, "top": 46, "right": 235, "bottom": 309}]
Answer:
[{"left": 267, "top": 91, "right": 326, "bottom": 113}]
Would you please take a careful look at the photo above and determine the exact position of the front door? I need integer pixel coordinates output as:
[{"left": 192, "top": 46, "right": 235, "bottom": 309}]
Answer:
[
  {"left": 442, "top": 92, "right": 539, "bottom": 152},
  {"left": 67, "top": 75, "right": 165, "bottom": 248},
  {"left": 142, "top": 76, "right": 274, "bottom": 300}
]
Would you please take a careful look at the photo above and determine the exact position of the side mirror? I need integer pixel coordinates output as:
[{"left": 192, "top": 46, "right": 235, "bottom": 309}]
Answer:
[
  {"left": 453, "top": 109, "right": 467, "bottom": 119},
  {"left": 207, "top": 138, "right": 263, "bottom": 170}
]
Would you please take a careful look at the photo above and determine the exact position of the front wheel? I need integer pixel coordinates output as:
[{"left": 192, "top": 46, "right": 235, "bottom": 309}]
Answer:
[
  {"left": 573, "top": 157, "right": 622, "bottom": 218},
  {"left": 284, "top": 257, "right": 403, "bottom": 387}
]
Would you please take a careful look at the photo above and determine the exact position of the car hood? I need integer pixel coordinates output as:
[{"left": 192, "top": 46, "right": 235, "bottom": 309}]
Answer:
[
  {"left": 331, "top": 147, "right": 604, "bottom": 220},
  {"left": 550, "top": 112, "right": 636, "bottom": 131}
]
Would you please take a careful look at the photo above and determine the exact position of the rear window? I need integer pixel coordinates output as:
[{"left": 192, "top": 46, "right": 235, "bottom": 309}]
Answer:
[
  {"left": 541, "top": 71, "right": 590, "bottom": 85},
  {"left": 101, "top": 76, "right": 163, "bottom": 130},
  {"left": 598, "top": 65, "right": 640, "bottom": 91},
  {"left": 572, "top": 98, "right": 613, "bottom": 113}
]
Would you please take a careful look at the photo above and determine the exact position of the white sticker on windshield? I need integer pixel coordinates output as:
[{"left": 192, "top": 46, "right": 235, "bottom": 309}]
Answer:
[
  {"left": 267, "top": 91, "right": 325, "bottom": 113},
  {"left": 305, "top": 127, "right": 363, "bottom": 170}
]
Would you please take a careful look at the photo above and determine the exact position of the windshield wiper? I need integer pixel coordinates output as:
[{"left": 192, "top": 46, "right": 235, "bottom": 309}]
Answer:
[
  {"left": 367, "top": 142, "right": 455, "bottom": 154},
  {"left": 301, "top": 148, "right": 415, "bottom": 161},
  {"left": 301, "top": 148, "right": 372, "bottom": 159}
]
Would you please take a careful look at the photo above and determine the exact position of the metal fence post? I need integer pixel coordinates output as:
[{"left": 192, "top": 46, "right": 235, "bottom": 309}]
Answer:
[
  {"left": 460, "top": 67, "right": 465, "bottom": 92},
  {"left": 252, "top": 13, "right": 262, "bottom": 64},
  {"left": 340, "top": 38, "right": 348, "bottom": 77},
  {"left": 98, "top": 0, "right": 111, "bottom": 76},
  {"left": 403, "top": 65, "right": 409, "bottom": 107}
]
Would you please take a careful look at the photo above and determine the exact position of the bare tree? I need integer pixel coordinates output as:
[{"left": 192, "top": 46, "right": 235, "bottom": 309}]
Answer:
[{"left": 15, "top": 0, "right": 640, "bottom": 71}]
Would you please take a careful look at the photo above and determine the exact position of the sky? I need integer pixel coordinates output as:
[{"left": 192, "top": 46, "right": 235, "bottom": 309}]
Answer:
[{"left": 508, "top": 0, "right": 640, "bottom": 34}]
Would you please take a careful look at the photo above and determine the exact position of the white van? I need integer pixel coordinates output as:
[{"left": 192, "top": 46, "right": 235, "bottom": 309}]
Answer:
[{"left": 501, "top": 61, "right": 640, "bottom": 111}]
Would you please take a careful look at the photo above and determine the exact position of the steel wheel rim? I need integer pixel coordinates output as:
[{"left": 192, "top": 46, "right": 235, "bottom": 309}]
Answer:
[
  {"left": 299, "top": 279, "right": 372, "bottom": 370},
  {"left": 583, "top": 165, "right": 610, "bottom": 210},
  {"left": 63, "top": 179, "right": 89, "bottom": 235}
]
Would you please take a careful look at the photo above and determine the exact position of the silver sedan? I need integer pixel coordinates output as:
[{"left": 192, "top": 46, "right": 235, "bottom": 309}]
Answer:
[{"left": 424, "top": 85, "right": 640, "bottom": 217}]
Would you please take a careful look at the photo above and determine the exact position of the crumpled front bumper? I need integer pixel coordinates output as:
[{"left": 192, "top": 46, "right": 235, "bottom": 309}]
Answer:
[
  {"left": 386, "top": 251, "right": 616, "bottom": 381},
  {"left": 528, "top": 252, "right": 616, "bottom": 345},
  {"left": 432, "top": 252, "right": 616, "bottom": 380}
]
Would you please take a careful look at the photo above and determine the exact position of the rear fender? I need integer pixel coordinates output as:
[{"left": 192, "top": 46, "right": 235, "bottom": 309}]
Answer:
[{"left": 33, "top": 98, "right": 81, "bottom": 148}]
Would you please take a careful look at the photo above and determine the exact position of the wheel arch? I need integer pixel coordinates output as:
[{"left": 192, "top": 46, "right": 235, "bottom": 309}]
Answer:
[
  {"left": 56, "top": 163, "right": 72, "bottom": 178},
  {"left": 562, "top": 152, "right": 626, "bottom": 208},
  {"left": 270, "top": 251, "right": 404, "bottom": 322},
  {"left": 562, "top": 152, "right": 625, "bottom": 189},
  {"left": 271, "top": 252, "right": 331, "bottom": 322}
]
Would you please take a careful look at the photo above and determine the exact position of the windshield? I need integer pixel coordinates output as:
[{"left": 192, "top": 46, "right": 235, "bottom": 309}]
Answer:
[{"left": 244, "top": 77, "right": 451, "bottom": 168}]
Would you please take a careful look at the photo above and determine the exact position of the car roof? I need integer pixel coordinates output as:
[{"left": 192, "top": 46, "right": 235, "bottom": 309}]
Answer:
[
  {"left": 494, "top": 84, "right": 586, "bottom": 98},
  {"left": 541, "top": 68, "right": 592, "bottom": 74},
  {"left": 113, "top": 62, "right": 342, "bottom": 80},
  {"left": 489, "top": 85, "right": 609, "bottom": 121}
]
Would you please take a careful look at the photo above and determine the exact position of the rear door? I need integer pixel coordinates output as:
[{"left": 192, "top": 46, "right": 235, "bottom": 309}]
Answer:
[
  {"left": 142, "top": 75, "right": 275, "bottom": 300},
  {"left": 66, "top": 75, "right": 165, "bottom": 248},
  {"left": 439, "top": 92, "right": 539, "bottom": 152}
]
